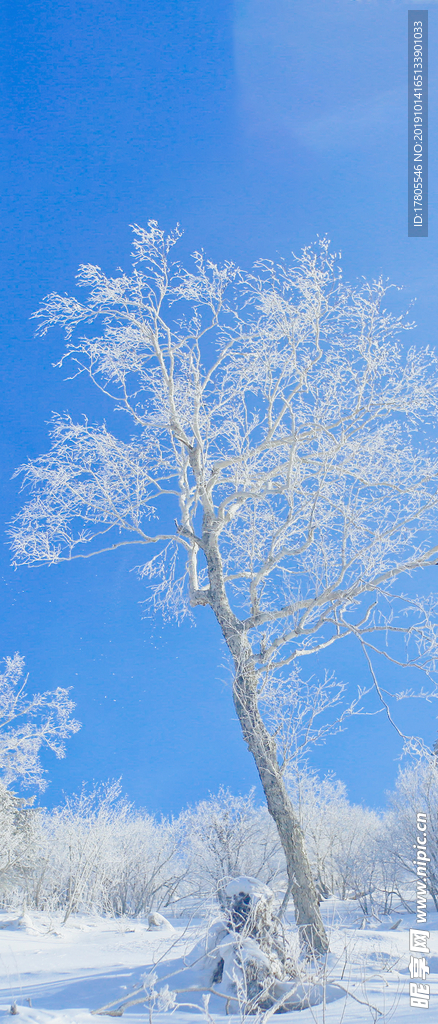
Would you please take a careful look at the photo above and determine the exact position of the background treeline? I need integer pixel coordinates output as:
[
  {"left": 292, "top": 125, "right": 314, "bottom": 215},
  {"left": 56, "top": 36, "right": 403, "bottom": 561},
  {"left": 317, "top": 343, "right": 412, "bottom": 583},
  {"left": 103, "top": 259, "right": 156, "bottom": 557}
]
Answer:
[{"left": 1, "top": 762, "right": 437, "bottom": 923}]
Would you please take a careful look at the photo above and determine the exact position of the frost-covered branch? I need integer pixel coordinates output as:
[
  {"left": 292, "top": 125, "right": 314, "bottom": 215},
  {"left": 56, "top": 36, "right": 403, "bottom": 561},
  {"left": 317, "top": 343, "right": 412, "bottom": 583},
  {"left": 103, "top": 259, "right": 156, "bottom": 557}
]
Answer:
[{"left": 0, "top": 653, "right": 80, "bottom": 790}]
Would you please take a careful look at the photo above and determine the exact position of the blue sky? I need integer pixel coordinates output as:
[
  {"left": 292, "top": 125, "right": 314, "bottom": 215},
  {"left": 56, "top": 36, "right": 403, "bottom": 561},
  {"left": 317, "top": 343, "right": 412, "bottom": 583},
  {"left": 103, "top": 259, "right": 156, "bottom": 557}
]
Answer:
[{"left": 1, "top": 0, "right": 438, "bottom": 813}]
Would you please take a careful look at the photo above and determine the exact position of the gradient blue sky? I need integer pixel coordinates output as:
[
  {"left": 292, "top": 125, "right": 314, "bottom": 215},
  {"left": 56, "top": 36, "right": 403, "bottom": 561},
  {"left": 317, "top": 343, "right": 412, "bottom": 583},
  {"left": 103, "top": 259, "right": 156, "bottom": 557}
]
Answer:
[{"left": 1, "top": 0, "right": 438, "bottom": 813}]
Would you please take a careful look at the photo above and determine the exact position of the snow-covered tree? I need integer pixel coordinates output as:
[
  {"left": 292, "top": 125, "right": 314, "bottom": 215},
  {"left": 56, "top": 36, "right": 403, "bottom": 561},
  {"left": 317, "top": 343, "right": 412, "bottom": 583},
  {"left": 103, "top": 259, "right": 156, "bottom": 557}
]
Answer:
[
  {"left": 180, "top": 787, "right": 285, "bottom": 910},
  {"left": 385, "top": 759, "right": 438, "bottom": 910},
  {"left": 9, "top": 223, "right": 438, "bottom": 953},
  {"left": 103, "top": 806, "right": 184, "bottom": 918},
  {"left": 0, "top": 653, "right": 80, "bottom": 791},
  {"left": 0, "top": 783, "right": 38, "bottom": 903}
]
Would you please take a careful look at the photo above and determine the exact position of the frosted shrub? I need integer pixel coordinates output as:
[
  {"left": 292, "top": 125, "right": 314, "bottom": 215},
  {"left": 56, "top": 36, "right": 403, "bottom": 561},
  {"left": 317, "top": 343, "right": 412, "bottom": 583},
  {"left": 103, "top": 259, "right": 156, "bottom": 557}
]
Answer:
[
  {"left": 384, "top": 758, "right": 438, "bottom": 910},
  {"left": 179, "top": 788, "right": 286, "bottom": 911},
  {"left": 0, "top": 784, "right": 39, "bottom": 906}
]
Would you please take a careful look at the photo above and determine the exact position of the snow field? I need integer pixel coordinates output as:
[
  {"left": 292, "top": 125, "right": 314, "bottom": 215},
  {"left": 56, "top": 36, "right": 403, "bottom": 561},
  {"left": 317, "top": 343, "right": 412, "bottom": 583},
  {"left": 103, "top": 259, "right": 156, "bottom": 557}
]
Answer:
[{"left": 0, "top": 901, "right": 435, "bottom": 1024}]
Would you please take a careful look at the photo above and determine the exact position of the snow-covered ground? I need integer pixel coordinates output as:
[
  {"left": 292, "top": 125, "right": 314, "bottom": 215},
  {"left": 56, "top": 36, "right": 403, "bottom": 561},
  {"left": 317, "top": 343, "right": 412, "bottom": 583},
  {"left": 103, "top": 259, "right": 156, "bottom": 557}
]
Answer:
[{"left": 0, "top": 901, "right": 435, "bottom": 1024}]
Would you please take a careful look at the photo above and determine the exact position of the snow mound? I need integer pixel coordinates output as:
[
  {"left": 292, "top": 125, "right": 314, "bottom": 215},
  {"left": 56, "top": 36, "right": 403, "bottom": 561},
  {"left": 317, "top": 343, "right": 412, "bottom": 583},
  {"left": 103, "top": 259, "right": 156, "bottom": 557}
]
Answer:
[
  {"left": 224, "top": 875, "right": 274, "bottom": 900},
  {"left": 186, "top": 917, "right": 228, "bottom": 963},
  {"left": 0, "top": 1010, "right": 95, "bottom": 1024},
  {"left": 147, "top": 912, "right": 175, "bottom": 932},
  {"left": 0, "top": 912, "right": 38, "bottom": 934}
]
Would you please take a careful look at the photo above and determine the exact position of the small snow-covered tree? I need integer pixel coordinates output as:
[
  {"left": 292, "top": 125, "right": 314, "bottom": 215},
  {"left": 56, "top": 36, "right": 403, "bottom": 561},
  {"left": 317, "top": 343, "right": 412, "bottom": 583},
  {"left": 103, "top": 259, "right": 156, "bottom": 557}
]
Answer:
[
  {"left": 47, "top": 781, "right": 128, "bottom": 922},
  {"left": 0, "top": 653, "right": 80, "bottom": 791},
  {"left": 385, "top": 759, "right": 438, "bottom": 910},
  {"left": 9, "top": 224, "right": 438, "bottom": 952},
  {"left": 104, "top": 809, "right": 184, "bottom": 918},
  {"left": 0, "top": 783, "right": 38, "bottom": 904},
  {"left": 181, "top": 788, "right": 285, "bottom": 909}
]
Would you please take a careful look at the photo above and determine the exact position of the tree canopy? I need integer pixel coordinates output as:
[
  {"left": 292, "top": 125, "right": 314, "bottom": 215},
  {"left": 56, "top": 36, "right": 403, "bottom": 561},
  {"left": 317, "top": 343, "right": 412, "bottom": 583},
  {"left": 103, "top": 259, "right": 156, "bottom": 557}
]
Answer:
[{"left": 10, "top": 224, "right": 438, "bottom": 748}]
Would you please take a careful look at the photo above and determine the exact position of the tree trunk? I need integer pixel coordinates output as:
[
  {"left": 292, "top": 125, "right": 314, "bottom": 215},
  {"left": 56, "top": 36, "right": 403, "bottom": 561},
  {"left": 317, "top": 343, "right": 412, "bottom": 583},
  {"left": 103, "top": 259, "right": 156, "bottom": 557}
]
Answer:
[
  {"left": 232, "top": 656, "right": 329, "bottom": 956},
  {"left": 202, "top": 514, "right": 329, "bottom": 956}
]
